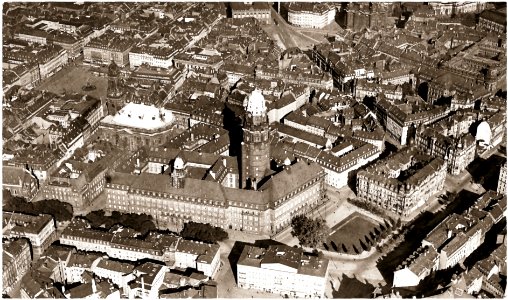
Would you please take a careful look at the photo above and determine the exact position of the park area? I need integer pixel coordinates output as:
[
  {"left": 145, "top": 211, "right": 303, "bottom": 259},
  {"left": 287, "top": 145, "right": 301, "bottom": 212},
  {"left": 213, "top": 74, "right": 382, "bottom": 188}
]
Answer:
[
  {"left": 36, "top": 65, "right": 108, "bottom": 99},
  {"left": 324, "top": 211, "right": 380, "bottom": 255}
]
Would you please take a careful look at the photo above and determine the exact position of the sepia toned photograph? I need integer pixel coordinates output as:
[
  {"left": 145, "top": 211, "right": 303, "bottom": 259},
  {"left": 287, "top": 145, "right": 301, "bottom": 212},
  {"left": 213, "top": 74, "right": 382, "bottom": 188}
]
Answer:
[{"left": 1, "top": 1, "right": 506, "bottom": 298}]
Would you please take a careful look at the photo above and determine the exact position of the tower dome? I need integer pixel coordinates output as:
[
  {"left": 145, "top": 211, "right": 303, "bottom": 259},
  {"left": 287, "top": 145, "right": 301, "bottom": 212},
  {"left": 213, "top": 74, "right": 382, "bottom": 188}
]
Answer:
[
  {"left": 284, "top": 157, "right": 291, "bottom": 166},
  {"left": 174, "top": 156, "right": 184, "bottom": 169},
  {"left": 246, "top": 89, "right": 266, "bottom": 117},
  {"left": 476, "top": 121, "right": 492, "bottom": 145}
]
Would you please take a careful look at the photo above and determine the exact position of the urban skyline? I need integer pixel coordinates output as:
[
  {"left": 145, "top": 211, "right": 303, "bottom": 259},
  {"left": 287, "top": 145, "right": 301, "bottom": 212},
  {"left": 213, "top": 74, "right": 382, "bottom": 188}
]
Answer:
[{"left": 2, "top": 1, "right": 507, "bottom": 299}]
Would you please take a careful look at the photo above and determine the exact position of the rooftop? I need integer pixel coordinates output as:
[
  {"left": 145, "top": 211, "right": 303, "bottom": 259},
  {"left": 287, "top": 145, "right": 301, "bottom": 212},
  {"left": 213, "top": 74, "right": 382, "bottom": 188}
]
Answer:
[{"left": 101, "top": 102, "right": 175, "bottom": 130}]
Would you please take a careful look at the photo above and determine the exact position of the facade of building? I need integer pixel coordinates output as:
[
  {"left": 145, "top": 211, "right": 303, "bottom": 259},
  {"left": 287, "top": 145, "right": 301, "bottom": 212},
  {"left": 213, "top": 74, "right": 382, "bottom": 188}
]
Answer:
[
  {"left": 423, "top": 213, "right": 491, "bottom": 270},
  {"left": 83, "top": 31, "right": 135, "bottom": 67},
  {"left": 477, "top": 10, "right": 507, "bottom": 34},
  {"left": 287, "top": 3, "right": 336, "bottom": 29},
  {"left": 415, "top": 113, "right": 477, "bottom": 175},
  {"left": 42, "top": 161, "right": 109, "bottom": 212},
  {"left": 375, "top": 99, "right": 449, "bottom": 146},
  {"left": 237, "top": 244, "right": 329, "bottom": 298},
  {"left": 2, "top": 165, "right": 40, "bottom": 200},
  {"left": 231, "top": 2, "right": 271, "bottom": 24},
  {"left": 356, "top": 148, "right": 447, "bottom": 217},
  {"left": 2, "top": 213, "right": 57, "bottom": 255},
  {"left": 429, "top": 2, "right": 485, "bottom": 16},
  {"left": 129, "top": 38, "right": 179, "bottom": 69},
  {"left": 498, "top": 162, "right": 507, "bottom": 195},
  {"left": 2, "top": 238, "right": 32, "bottom": 295},
  {"left": 60, "top": 220, "right": 221, "bottom": 278},
  {"left": 343, "top": 3, "right": 393, "bottom": 31}
]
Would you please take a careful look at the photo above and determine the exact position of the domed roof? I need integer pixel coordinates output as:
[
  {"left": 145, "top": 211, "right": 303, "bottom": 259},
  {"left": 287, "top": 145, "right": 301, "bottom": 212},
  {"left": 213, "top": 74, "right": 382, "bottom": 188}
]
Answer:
[
  {"left": 284, "top": 157, "right": 291, "bottom": 166},
  {"left": 476, "top": 121, "right": 492, "bottom": 144},
  {"left": 174, "top": 156, "right": 184, "bottom": 169},
  {"left": 246, "top": 89, "right": 266, "bottom": 117}
]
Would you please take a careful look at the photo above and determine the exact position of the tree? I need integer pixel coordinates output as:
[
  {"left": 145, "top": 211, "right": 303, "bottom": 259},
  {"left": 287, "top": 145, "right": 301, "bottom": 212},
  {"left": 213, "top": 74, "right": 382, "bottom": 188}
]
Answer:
[
  {"left": 312, "top": 249, "right": 324, "bottom": 258},
  {"left": 360, "top": 239, "right": 368, "bottom": 251},
  {"left": 181, "top": 222, "right": 228, "bottom": 243},
  {"left": 396, "top": 218, "right": 402, "bottom": 228},
  {"left": 384, "top": 219, "right": 391, "bottom": 229},
  {"left": 290, "top": 215, "right": 330, "bottom": 248},
  {"left": 331, "top": 241, "right": 338, "bottom": 252},
  {"left": 3, "top": 192, "right": 73, "bottom": 222},
  {"left": 323, "top": 243, "right": 329, "bottom": 251}
]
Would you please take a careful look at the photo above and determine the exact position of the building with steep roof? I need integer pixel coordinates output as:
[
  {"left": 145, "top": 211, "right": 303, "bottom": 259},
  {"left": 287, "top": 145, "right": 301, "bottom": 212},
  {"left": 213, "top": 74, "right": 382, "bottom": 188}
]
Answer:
[
  {"left": 91, "top": 257, "right": 136, "bottom": 290},
  {"left": 2, "top": 238, "right": 32, "bottom": 295},
  {"left": 2, "top": 165, "right": 39, "bottom": 200},
  {"left": 3, "top": 212, "right": 56, "bottom": 255},
  {"left": 237, "top": 244, "right": 329, "bottom": 298}
]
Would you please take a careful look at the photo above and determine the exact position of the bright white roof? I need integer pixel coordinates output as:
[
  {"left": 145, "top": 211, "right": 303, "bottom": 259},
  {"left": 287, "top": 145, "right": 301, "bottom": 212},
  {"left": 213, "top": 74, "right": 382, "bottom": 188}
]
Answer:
[
  {"left": 246, "top": 89, "right": 266, "bottom": 117},
  {"left": 102, "top": 102, "right": 174, "bottom": 130},
  {"left": 476, "top": 121, "right": 492, "bottom": 144}
]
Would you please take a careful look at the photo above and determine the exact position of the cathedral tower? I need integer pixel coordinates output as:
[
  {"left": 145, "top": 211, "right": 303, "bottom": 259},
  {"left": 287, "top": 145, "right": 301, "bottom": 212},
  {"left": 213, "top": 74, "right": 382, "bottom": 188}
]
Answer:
[
  {"left": 241, "top": 89, "right": 271, "bottom": 189},
  {"left": 106, "top": 61, "right": 124, "bottom": 115}
]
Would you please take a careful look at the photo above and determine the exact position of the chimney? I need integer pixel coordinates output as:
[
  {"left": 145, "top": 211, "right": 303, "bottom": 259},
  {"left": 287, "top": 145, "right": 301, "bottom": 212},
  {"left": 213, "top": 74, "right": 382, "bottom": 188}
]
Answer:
[
  {"left": 222, "top": 158, "right": 227, "bottom": 167},
  {"left": 252, "top": 178, "right": 257, "bottom": 191}
]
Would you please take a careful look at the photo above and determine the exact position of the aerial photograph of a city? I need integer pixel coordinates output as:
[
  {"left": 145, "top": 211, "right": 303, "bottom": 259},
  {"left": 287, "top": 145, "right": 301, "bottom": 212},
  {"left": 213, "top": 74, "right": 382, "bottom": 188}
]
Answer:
[{"left": 1, "top": 1, "right": 507, "bottom": 299}]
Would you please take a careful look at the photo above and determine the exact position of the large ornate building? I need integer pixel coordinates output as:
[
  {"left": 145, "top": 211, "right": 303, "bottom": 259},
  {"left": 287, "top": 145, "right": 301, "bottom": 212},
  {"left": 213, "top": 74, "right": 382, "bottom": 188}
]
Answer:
[
  {"left": 97, "top": 62, "right": 182, "bottom": 151},
  {"left": 356, "top": 148, "right": 447, "bottom": 217},
  {"left": 104, "top": 90, "right": 325, "bottom": 235}
]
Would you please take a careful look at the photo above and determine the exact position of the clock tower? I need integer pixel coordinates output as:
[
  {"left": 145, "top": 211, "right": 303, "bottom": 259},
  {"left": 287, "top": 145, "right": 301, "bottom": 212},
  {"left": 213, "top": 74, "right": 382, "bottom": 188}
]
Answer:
[{"left": 241, "top": 89, "right": 271, "bottom": 189}]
